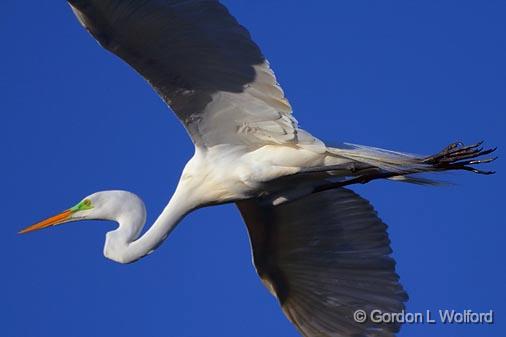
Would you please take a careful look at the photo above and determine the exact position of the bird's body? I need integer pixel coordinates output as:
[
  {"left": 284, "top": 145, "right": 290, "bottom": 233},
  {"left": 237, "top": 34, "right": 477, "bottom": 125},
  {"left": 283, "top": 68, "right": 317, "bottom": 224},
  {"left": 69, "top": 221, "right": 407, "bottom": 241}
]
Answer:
[
  {"left": 20, "top": 1, "right": 496, "bottom": 336},
  {"left": 101, "top": 142, "right": 357, "bottom": 264},
  {"left": 182, "top": 144, "right": 347, "bottom": 202}
]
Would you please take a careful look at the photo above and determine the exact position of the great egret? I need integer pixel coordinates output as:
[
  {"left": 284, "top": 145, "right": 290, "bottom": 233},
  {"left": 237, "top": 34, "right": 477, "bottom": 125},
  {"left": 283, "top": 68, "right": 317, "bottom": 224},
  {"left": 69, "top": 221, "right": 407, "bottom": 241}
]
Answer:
[{"left": 20, "top": 1, "right": 496, "bottom": 336}]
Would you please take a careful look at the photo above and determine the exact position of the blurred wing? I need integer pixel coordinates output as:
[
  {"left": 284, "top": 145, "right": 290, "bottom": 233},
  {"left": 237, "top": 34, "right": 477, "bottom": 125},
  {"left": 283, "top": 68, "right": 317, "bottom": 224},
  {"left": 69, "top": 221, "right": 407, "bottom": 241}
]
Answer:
[
  {"left": 237, "top": 188, "right": 408, "bottom": 337},
  {"left": 68, "top": 0, "right": 317, "bottom": 147}
]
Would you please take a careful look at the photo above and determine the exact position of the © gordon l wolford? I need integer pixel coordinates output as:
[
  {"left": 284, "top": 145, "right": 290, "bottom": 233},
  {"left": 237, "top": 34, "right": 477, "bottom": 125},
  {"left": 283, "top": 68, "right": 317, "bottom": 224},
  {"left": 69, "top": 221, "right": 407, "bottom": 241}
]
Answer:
[{"left": 353, "top": 309, "right": 494, "bottom": 325}]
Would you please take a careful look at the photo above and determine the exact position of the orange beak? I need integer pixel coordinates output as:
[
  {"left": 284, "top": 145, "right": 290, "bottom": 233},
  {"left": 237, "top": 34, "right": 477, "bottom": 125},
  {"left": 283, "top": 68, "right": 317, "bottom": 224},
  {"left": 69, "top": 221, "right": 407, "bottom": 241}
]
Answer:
[{"left": 19, "top": 209, "right": 73, "bottom": 234}]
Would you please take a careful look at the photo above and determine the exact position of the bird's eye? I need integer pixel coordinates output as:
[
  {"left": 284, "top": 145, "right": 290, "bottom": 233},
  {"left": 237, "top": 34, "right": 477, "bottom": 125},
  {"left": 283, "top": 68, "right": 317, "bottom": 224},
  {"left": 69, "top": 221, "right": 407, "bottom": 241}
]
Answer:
[{"left": 83, "top": 199, "right": 91, "bottom": 206}]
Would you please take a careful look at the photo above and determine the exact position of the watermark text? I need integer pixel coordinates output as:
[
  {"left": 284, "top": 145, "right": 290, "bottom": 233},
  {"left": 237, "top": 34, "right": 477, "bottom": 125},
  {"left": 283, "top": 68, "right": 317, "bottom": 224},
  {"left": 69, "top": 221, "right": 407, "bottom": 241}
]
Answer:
[{"left": 353, "top": 309, "right": 494, "bottom": 324}]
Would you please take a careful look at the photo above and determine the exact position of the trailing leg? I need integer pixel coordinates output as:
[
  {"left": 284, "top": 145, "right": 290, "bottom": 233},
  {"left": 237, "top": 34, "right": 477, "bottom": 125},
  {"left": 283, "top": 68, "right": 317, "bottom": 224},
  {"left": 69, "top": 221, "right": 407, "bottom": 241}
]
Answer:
[{"left": 314, "top": 141, "right": 497, "bottom": 193}]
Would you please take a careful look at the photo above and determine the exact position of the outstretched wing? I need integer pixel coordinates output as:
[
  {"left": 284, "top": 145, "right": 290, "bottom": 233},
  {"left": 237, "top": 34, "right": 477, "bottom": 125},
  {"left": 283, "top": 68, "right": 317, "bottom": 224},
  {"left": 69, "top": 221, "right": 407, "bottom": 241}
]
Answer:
[
  {"left": 68, "top": 0, "right": 318, "bottom": 148},
  {"left": 237, "top": 188, "right": 408, "bottom": 337}
]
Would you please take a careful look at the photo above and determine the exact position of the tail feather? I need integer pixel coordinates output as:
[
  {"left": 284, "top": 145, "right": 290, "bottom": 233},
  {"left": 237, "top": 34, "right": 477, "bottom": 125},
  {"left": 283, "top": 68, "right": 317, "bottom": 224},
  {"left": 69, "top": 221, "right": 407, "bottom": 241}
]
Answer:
[
  {"left": 328, "top": 143, "right": 426, "bottom": 173},
  {"left": 327, "top": 141, "right": 496, "bottom": 177},
  {"left": 387, "top": 174, "right": 447, "bottom": 186}
]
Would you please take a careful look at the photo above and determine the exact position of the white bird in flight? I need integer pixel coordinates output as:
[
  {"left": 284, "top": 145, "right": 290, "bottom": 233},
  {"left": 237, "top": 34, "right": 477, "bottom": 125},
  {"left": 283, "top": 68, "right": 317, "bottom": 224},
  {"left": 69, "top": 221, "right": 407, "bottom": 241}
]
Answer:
[{"left": 20, "top": 1, "right": 496, "bottom": 336}]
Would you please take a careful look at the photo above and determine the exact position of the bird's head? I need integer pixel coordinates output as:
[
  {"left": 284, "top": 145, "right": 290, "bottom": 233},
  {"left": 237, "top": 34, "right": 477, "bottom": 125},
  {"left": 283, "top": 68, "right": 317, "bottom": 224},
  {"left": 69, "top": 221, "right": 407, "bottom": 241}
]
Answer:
[{"left": 18, "top": 191, "right": 144, "bottom": 235}]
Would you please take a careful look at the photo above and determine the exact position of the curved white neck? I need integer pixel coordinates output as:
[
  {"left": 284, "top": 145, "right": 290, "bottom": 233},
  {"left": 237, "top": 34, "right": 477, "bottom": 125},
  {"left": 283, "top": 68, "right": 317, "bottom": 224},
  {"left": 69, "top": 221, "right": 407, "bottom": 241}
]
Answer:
[{"left": 103, "top": 182, "right": 196, "bottom": 264}]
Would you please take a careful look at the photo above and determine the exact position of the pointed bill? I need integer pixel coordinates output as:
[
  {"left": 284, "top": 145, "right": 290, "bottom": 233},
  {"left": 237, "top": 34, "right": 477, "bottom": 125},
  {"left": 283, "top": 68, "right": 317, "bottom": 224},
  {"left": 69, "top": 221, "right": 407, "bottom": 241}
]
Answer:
[{"left": 19, "top": 209, "right": 73, "bottom": 234}]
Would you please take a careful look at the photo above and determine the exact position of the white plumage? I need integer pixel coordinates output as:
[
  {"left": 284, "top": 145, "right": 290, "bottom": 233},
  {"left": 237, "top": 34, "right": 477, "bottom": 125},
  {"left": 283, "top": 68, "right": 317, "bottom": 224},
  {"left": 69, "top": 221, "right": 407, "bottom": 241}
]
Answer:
[{"left": 21, "top": 1, "right": 495, "bottom": 337}]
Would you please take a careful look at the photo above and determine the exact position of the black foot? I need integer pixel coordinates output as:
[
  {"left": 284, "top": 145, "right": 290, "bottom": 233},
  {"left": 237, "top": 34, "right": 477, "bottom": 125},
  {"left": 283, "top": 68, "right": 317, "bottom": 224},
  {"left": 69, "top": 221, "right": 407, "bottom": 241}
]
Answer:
[{"left": 423, "top": 141, "right": 497, "bottom": 175}]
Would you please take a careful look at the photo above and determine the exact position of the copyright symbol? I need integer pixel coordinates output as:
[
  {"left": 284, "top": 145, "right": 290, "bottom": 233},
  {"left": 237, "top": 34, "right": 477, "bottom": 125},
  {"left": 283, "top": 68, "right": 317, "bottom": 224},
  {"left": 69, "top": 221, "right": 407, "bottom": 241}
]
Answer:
[{"left": 354, "top": 309, "right": 367, "bottom": 323}]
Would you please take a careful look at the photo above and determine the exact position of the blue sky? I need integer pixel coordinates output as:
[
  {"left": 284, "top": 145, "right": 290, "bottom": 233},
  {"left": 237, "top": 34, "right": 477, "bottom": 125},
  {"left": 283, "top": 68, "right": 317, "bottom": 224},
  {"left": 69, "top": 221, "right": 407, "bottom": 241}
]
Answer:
[{"left": 1, "top": 1, "right": 504, "bottom": 336}]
